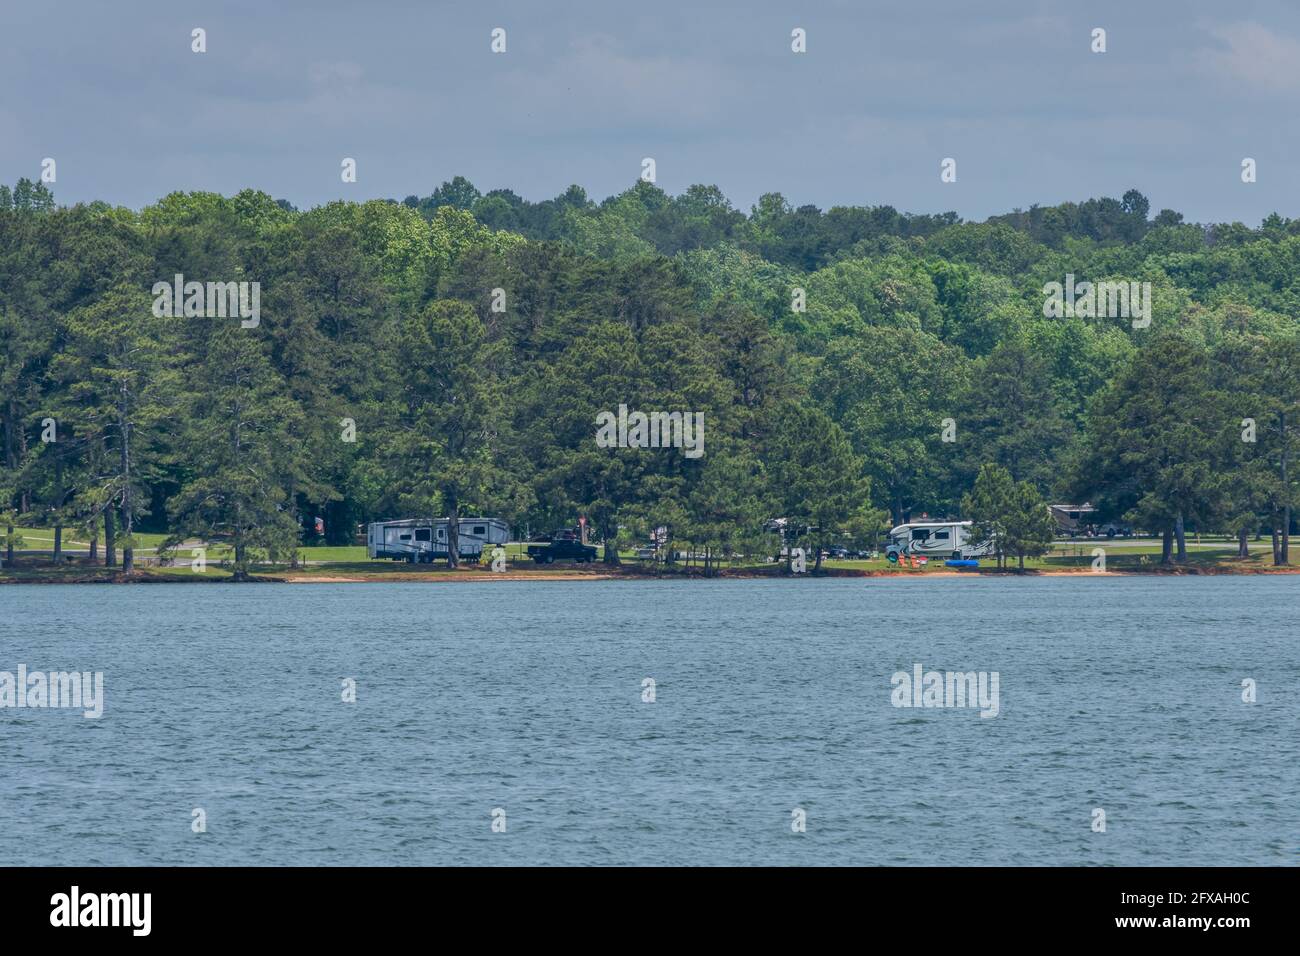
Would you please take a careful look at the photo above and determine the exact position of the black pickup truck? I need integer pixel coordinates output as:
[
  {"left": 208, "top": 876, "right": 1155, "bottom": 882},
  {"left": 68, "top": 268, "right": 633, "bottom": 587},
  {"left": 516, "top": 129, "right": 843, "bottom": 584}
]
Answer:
[{"left": 526, "top": 532, "right": 598, "bottom": 564}]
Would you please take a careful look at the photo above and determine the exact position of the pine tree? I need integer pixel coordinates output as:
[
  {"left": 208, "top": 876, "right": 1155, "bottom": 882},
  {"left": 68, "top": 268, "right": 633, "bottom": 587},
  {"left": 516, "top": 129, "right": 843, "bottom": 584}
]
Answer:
[
  {"left": 166, "top": 322, "right": 305, "bottom": 579},
  {"left": 1072, "top": 334, "right": 1229, "bottom": 564},
  {"left": 51, "top": 285, "right": 173, "bottom": 572},
  {"left": 962, "top": 463, "right": 1016, "bottom": 570},
  {"left": 1003, "top": 479, "right": 1056, "bottom": 570},
  {"left": 765, "top": 403, "right": 877, "bottom": 573}
]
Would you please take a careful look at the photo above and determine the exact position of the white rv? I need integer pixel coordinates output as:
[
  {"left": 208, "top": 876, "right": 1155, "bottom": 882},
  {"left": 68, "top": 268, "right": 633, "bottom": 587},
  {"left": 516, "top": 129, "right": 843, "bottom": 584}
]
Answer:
[
  {"left": 367, "top": 518, "right": 509, "bottom": 564},
  {"left": 885, "top": 521, "right": 994, "bottom": 561}
]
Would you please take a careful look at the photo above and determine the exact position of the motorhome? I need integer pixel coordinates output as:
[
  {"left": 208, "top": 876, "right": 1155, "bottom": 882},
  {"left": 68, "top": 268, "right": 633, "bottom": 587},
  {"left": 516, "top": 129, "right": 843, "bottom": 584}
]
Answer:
[
  {"left": 885, "top": 521, "right": 994, "bottom": 561},
  {"left": 1049, "top": 503, "right": 1097, "bottom": 537},
  {"left": 367, "top": 518, "right": 509, "bottom": 564}
]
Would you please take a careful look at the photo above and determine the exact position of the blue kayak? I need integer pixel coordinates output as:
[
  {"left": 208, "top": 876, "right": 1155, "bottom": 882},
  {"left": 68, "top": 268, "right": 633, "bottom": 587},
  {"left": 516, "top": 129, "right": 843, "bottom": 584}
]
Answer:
[{"left": 945, "top": 559, "right": 980, "bottom": 568}]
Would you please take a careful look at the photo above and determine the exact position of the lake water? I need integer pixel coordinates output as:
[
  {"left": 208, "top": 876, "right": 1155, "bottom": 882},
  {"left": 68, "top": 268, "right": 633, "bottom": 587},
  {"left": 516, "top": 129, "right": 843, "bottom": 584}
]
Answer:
[{"left": 1, "top": 576, "right": 1296, "bottom": 866}]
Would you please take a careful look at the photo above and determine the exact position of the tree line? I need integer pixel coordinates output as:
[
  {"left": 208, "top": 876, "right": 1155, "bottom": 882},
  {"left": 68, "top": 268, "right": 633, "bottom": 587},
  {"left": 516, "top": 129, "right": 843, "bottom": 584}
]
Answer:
[{"left": 2, "top": 177, "right": 1299, "bottom": 575}]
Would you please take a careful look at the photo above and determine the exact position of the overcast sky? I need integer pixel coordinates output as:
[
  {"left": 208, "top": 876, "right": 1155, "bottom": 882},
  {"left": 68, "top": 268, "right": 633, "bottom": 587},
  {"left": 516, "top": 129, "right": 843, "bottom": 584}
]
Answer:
[{"left": 3, "top": 0, "right": 1298, "bottom": 223}]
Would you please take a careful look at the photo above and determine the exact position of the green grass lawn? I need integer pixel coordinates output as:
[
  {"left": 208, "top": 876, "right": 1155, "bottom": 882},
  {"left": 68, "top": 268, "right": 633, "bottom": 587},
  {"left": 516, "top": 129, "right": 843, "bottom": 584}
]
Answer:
[
  {"left": 1, "top": 538, "right": 562, "bottom": 575},
  {"left": 288, "top": 541, "right": 538, "bottom": 564},
  {"left": 6, "top": 526, "right": 170, "bottom": 551}
]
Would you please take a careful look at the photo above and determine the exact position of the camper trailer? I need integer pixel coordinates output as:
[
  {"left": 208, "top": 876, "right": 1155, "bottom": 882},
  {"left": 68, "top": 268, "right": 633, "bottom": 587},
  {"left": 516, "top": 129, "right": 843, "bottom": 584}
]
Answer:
[
  {"left": 367, "top": 518, "right": 509, "bottom": 564},
  {"left": 885, "top": 521, "right": 995, "bottom": 561}
]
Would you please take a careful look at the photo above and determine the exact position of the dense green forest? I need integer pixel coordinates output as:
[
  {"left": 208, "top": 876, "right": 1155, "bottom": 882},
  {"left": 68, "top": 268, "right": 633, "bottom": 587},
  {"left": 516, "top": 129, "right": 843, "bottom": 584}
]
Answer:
[{"left": 3, "top": 175, "right": 1299, "bottom": 573}]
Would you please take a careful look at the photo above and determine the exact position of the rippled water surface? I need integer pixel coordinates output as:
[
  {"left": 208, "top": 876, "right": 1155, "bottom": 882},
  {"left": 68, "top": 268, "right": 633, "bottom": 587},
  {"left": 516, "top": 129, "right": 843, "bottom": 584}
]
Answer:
[{"left": 2, "top": 577, "right": 1296, "bottom": 865}]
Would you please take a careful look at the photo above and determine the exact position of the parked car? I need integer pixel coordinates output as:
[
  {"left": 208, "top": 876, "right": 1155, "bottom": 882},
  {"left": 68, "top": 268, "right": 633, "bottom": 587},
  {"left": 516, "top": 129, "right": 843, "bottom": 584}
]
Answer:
[
  {"left": 1097, "top": 522, "right": 1134, "bottom": 538},
  {"left": 824, "top": 546, "right": 849, "bottom": 559}
]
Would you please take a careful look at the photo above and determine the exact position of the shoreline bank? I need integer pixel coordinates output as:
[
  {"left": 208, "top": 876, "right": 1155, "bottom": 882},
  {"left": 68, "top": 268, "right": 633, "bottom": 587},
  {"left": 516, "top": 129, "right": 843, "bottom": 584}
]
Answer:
[{"left": 4, "top": 563, "right": 1298, "bottom": 584}]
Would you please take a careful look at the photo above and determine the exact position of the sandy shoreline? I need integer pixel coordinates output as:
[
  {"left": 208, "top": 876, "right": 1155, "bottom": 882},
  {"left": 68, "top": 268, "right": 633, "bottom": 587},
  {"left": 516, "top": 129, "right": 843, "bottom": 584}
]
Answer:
[
  {"left": 281, "top": 571, "right": 618, "bottom": 583},
  {"left": 5, "top": 564, "right": 1298, "bottom": 584}
]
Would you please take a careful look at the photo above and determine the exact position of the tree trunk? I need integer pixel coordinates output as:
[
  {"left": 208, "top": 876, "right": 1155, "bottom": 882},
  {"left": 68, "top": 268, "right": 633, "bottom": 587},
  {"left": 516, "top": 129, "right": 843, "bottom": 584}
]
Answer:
[
  {"left": 13, "top": 403, "right": 30, "bottom": 515},
  {"left": 120, "top": 502, "right": 133, "bottom": 571},
  {"left": 1272, "top": 526, "right": 1281, "bottom": 565},
  {"left": 446, "top": 494, "right": 460, "bottom": 568},
  {"left": 1283, "top": 435, "right": 1291, "bottom": 566},
  {"left": 120, "top": 397, "right": 134, "bottom": 574},
  {"left": 2, "top": 403, "right": 14, "bottom": 567},
  {"left": 602, "top": 520, "right": 620, "bottom": 565},
  {"left": 3, "top": 400, "right": 13, "bottom": 473},
  {"left": 18, "top": 404, "right": 30, "bottom": 513},
  {"left": 104, "top": 507, "right": 117, "bottom": 568},
  {"left": 234, "top": 539, "right": 248, "bottom": 581},
  {"left": 53, "top": 454, "right": 64, "bottom": 562},
  {"left": 1161, "top": 527, "right": 1173, "bottom": 564},
  {"left": 1238, "top": 527, "right": 1249, "bottom": 559},
  {"left": 1174, "top": 513, "right": 1186, "bottom": 563}
]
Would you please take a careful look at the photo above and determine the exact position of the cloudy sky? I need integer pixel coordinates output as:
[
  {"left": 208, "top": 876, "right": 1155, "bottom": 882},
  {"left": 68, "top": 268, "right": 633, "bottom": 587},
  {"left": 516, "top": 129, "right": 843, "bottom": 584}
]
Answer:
[{"left": 3, "top": 0, "right": 1297, "bottom": 222}]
